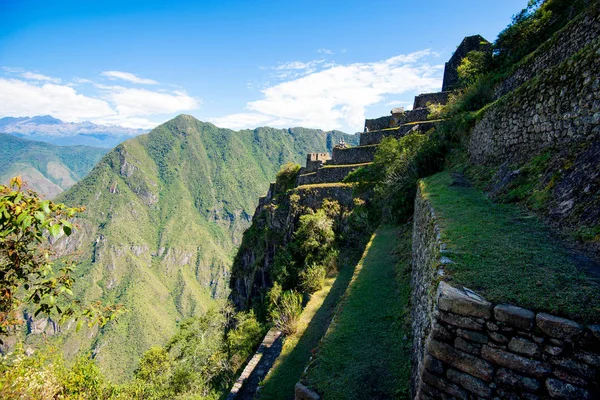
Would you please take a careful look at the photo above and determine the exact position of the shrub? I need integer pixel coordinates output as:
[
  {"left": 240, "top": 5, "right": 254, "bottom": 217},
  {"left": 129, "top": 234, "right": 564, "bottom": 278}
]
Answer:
[
  {"left": 294, "top": 209, "right": 335, "bottom": 265},
  {"left": 299, "top": 263, "right": 327, "bottom": 294},
  {"left": 457, "top": 50, "right": 491, "bottom": 87},
  {"left": 275, "top": 162, "right": 301, "bottom": 193},
  {"left": 266, "top": 284, "right": 303, "bottom": 335},
  {"left": 226, "top": 310, "right": 265, "bottom": 371},
  {"left": 494, "top": 0, "right": 589, "bottom": 69}
]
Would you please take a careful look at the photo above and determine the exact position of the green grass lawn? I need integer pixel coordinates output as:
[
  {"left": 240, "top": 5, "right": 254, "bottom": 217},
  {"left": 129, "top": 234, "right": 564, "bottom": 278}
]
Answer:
[
  {"left": 256, "top": 252, "right": 360, "bottom": 400},
  {"left": 420, "top": 172, "right": 600, "bottom": 323},
  {"left": 304, "top": 226, "right": 413, "bottom": 400}
]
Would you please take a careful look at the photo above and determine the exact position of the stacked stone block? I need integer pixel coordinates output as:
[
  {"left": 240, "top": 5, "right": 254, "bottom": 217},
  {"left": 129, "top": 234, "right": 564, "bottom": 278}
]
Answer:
[
  {"left": 470, "top": 34, "right": 600, "bottom": 165},
  {"left": 296, "top": 164, "right": 368, "bottom": 186},
  {"left": 417, "top": 282, "right": 599, "bottom": 400},
  {"left": 412, "top": 187, "right": 600, "bottom": 400},
  {"left": 494, "top": 5, "right": 600, "bottom": 99}
]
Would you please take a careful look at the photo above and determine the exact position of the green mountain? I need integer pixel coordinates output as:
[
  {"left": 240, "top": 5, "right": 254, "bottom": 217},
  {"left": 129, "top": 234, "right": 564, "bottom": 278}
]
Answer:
[
  {"left": 0, "top": 133, "right": 108, "bottom": 198},
  {"left": 50, "top": 115, "right": 357, "bottom": 381}
]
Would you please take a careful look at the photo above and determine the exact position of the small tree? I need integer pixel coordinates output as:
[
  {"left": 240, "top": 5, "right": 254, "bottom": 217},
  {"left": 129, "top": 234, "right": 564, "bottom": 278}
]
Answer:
[
  {"left": 0, "top": 177, "right": 124, "bottom": 340},
  {"left": 457, "top": 50, "right": 490, "bottom": 87}
]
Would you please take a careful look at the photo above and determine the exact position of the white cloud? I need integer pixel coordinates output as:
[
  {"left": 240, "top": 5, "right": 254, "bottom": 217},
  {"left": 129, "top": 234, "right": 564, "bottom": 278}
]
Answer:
[
  {"left": 0, "top": 78, "right": 115, "bottom": 120},
  {"left": 72, "top": 78, "right": 93, "bottom": 84},
  {"left": 97, "top": 86, "right": 200, "bottom": 117},
  {"left": 273, "top": 60, "right": 325, "bottom": 70},
  {"left": 317, "top": 48, "right": 334, "bottom": 55},
  {"left": 20, "top": 71, "right": 61, "bottom": 83},
  {"left": 0, "top": 70, "right": 201, "bottom": 129},
  {"left": 271, "top": 60, "right": 326, "bottom": 80},
  {"left": 101, "top": 70, "right": 159, "bottom": 85},
  {"left": 212, "top": 50, "right": 443, "bottom": 132}
]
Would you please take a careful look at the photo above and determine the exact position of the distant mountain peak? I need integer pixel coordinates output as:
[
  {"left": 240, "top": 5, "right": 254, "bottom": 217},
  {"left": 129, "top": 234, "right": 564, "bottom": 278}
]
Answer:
[{"left": 0, "top": 115, "right": 149, "bottom": 148}]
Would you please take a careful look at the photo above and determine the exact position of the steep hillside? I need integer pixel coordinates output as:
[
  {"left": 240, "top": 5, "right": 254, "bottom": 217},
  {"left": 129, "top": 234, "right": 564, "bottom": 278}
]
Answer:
[
  {"left": 0, "top": 133, "right": 108, "bottom": 198},
  {"left": 48, "top": 115, "right": 356, "bottom": 381}
]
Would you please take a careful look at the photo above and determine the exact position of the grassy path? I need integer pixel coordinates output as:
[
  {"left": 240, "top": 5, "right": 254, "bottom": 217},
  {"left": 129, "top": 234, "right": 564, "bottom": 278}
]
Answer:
[
  {"left": 256, "top": 250, "right": 358, "bottom": 399},
  {"left": 421, "top": 172, "right": 600, "bottom": 322},
  {"left": 304, "top": 225, "right": 413, "bottom": 399}
]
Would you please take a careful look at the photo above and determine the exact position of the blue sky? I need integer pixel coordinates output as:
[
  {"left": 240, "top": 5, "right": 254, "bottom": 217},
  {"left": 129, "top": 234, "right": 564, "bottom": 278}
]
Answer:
[{"left": 0, "top": 0, "right": 526, "bottom": 133}]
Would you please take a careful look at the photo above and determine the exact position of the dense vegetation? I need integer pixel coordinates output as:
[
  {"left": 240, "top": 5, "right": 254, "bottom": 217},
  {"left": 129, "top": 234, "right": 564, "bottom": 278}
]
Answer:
[
  {"left": 23, "top": 115, "right": 357, "bottom": 382},
  {"left": 0, "top": 134, "right": 108, "bottom": 198}
]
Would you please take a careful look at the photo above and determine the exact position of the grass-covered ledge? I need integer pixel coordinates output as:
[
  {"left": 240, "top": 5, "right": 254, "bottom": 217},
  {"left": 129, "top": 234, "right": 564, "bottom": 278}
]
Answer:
[{"left": 419, "top": 171, "right": 600, "bottom": 323}]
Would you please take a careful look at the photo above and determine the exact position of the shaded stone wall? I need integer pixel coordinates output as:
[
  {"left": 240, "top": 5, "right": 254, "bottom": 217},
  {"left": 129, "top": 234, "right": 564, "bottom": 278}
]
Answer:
[
  {"left": 413, "top": 92, "right": 451, "bottom": 110},
  {"left": 469, "top": 38, "right": 600, "bottom": 165},
  {"left": 495, "top": 5, "right": 600, "bottom": 99},
  {"left": 364, "top": 116, "right": 392, "bottom": 132},
  {"left": 365, "top": 108, "right": 430, "bottom": 133},
  {"left": 306, "top": 152, "right": 331, "bottom": 172},
  {"left": 328, "top": 145, "right": 378, "bottom": 165},
  {"left": 360, "top": 121, "right": 437, "bottom": 146},
  {"left": 296, "top": 164, "right": 364, "bottom": 186},
  {"left": 411, "top": 186, "right": 445, "bottom": 397},
  {"left": 411, "top": 188, "right": 600, "bottom": 400},
  {"left": 442, "top": 35, "right": 491, "bottom": 91}
]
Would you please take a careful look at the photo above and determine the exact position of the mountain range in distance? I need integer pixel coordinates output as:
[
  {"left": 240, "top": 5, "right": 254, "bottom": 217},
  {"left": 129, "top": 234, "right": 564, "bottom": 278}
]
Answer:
[
  {"left": 0, "top": 133, "right": 108, "bottom": 198},
  {"left": 16, "top": 114, "right": 357, "bottom": 381},
  {"left": 0, "top": 115, "right": 147, "bottom": 148}
]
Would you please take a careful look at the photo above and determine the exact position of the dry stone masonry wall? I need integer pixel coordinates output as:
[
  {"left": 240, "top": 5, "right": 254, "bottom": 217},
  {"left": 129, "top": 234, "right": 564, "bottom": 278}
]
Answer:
[
  {"left": 413, "top": 92, "right": 451, "bottom": 110},
  {"left": 411, "top": 188, "right": 600, "bottom": 400},
  {"left": 469, "top": 37, "right": 600, "bottom": 165},
  {"left": 495, "top": 5, "right": 600, "bottom": 99}
]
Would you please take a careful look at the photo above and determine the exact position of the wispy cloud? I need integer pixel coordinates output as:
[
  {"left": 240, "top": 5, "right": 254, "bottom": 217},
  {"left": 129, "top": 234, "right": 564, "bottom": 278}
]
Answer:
[
  {"left": 211, "top": 50, "right": 442, "bottom": 132},
  {"left": 317, "top": 48, "right": 334, "bottom": 55},
  {"left": 0, "top": 69, "right": 201, "bottom": 130},
  {"left": 101, "top": 70, "right": 159, "bottom": 85},
  {"left": 20, "top": 71, "right": 61, "bottom": 83},
  {"left": 270, "top": 59, "right": 327, "bottom": 80}
]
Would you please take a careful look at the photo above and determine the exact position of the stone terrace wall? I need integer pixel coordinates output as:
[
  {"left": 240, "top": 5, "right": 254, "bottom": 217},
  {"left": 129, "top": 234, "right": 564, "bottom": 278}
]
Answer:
[
  {"left": 413, "top": 92, "right": 451, "bottom": 109},
  {"left": 411, "top": 188, "right": 600, "bottom": 400},
  {"left": 495, "top": 5, "right": 600, "bottom": 99},
  {"left": 328, "top": 145, "right": 377, "bottom": 165},
  {"left": 360, "top": 121, "right": 437, "bottom": 146},
  {"left": 411, "top": 186, "right": 446, "bottom": 396},
  {"left": 296, "top": 165, "right": 363, "bottom": 186},
  {"left": 469, "top": 38, "right": 600, "bottom": 165},
  {"left": 365, "top": 108, "right": 430, "bottom": 133},
  {"left": 365, "top": 116, "right": 392, "bottom": 132}
]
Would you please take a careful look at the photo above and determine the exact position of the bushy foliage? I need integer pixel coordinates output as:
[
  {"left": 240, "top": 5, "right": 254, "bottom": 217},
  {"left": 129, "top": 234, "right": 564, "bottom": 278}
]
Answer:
[
  {"left": 374, "top": 133, "right": 447, "bottom": 222},
  {"left": 0, "top": 177, "right": 124, "bottom": 339},
  {"left": 266, "top": 284, "right": 303, "bottom": 335},
  {"left": 294, "top": 210, "right": 335, "bottom": 265},
  {"left": 275, "top": 162, "right": 301, "bottom": 193},
  {"left": 457, "top": 50, "right": 491, "bottom": 87},
  {"left": 494, "top": 0, "right": 589, "bottom": 69},
  {"left": 299, "top": 263, "right": 327, "bottom": 294},
  {"left": 0, "top": 346, "right": 115, "bottom": 399}
]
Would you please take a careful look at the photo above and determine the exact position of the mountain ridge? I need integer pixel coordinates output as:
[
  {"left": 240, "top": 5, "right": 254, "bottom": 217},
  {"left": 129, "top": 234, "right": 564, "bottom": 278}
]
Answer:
[
  {"left": 43, "top": 114, "right": 357, "bottom": 381},
  {"left": 0, "top": 133, "right": 108, "bottom": 198},
  {"left": 0, "top": 115, "right": 148, "bottom": 148}
]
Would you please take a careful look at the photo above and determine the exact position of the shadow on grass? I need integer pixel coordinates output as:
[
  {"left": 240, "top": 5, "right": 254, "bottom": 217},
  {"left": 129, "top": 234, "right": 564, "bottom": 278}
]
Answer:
[{"left": 256, "top": 239, "right": 372, "bottom": 400}]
